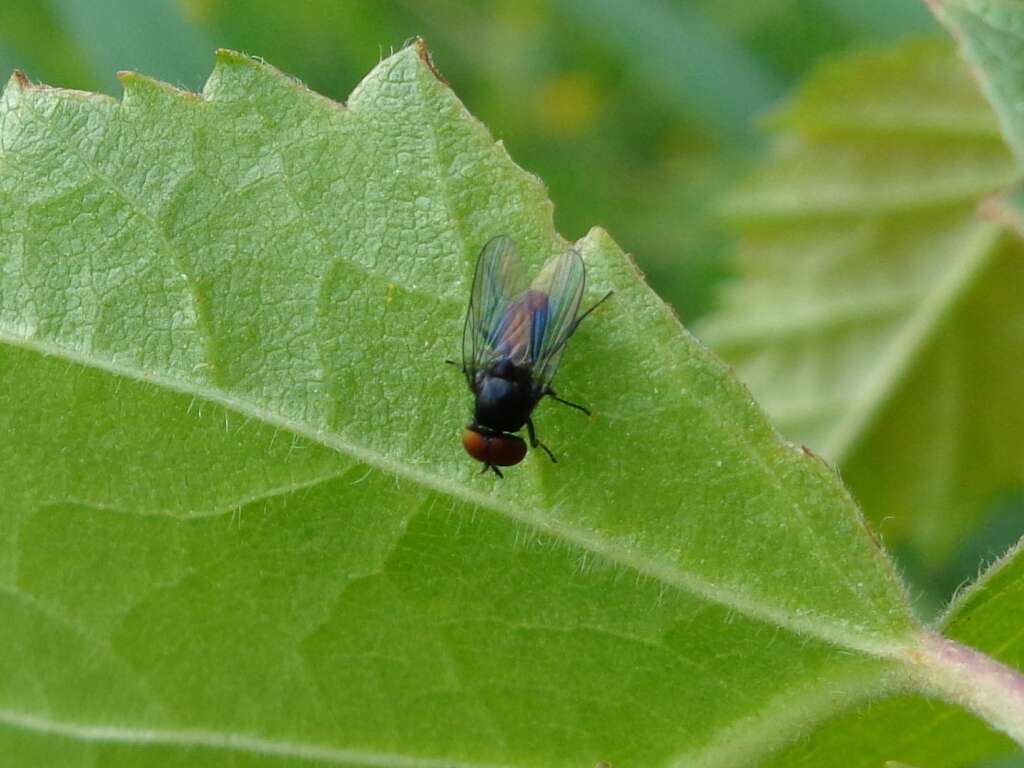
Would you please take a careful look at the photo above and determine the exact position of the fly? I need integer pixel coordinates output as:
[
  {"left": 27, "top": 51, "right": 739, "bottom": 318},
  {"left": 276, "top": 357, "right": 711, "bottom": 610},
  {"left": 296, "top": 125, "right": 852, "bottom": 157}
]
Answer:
[{"left": 451, "top": 234, "right": 612, "bottom": 477}]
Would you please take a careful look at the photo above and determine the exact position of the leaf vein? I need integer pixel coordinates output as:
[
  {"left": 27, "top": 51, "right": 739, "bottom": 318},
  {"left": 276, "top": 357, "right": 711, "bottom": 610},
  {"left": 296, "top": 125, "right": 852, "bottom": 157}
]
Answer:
[
  {"left": 0, "top": 329, "right": 912, "bottom": 659},
  {"left": 0, "top": 709, "right": 522, "bottom": 768}
]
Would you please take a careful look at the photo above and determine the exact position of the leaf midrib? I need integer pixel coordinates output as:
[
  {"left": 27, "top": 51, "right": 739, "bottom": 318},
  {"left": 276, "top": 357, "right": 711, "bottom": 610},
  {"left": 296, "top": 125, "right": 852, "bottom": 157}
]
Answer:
[
  {"left": 0, "top": 328, "right": 914, "bottom": 660},
  {"left": 0, "top": 661, "right": 896, "bottom": 768},
  {"left": 0, "top": 708, "right": 521, "bottom": 768}
]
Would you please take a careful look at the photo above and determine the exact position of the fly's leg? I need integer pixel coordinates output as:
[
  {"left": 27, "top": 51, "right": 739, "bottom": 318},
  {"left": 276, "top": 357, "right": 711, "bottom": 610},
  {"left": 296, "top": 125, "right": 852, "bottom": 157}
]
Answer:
[
  {"left": 483, "top": 463, "right": 504, "bottom": 478},
  {"left": 527, "top": 418, "right": 558, "bottom": 463},
  {"left": 571, "top": 290, "right": 614, "bottom": 332},
  {"left": 446, "top": 359, "right": 474, "bottom": 389},
  {"left": 544, "top": 388, "right": 591, "bottom": 416}
]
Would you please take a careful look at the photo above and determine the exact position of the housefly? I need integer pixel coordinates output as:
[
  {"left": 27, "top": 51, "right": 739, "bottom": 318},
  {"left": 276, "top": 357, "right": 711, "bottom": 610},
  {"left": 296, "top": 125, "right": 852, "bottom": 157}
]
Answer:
[{"left": 453, "top": 235, "right": 611, "bottom": 477}]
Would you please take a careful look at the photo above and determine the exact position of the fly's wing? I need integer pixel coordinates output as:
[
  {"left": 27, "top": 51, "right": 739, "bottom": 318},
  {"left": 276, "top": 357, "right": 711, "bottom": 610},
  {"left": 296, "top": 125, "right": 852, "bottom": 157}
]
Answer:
[
  {"left": 528, "top": 248, "right": 587, "bottom": 388},
  {"left": 462, "top": 235, "right": 530, "bottom": 379}
]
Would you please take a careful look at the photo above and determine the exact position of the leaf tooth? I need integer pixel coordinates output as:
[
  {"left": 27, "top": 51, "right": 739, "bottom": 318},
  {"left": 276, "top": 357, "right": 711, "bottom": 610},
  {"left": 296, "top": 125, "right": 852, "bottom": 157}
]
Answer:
[
  {"left": 203, "top": 48, "right": 344, "bottom": 116},
  {"left": 4, "top": 70, "right": 30, "bottom": 95},
  {"left": 210, "top": 48, "right": 295, "bottom": 87},
  {"left": 408, "top": 36, "right": 448, "bottom": 85},
  {"left": 0, "top": 69, "right": 115, "bottom": 108},
  {"left": 0, "top": 71, "right": 29, "bottom": 121},
  {"left": 203, "top": 48, "right": 287, "bottom": 103},
  {"left": 213, "top": 47, "right": 257, "bottom": 67},
  {"left": 116, "top": 71, "right": 201, "bottom": 107}
]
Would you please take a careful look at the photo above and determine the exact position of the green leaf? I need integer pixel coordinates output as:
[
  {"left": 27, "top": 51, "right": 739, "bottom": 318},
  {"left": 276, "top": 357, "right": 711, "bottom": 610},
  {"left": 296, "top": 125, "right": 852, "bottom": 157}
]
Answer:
[
  {"left": 762, "top": 537, "right": 1024, "bottom": 768},
  {"left": 696, "top": 41, "right": 1024, "bottom": 568},
  {"left": 0, "top": 40, "right": 1020, "bottom": 767}
]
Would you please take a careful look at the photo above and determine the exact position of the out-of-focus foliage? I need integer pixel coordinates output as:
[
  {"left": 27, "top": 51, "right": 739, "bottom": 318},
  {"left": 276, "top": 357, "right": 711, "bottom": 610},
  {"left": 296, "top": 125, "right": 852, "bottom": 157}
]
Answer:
[
  {"left": 0, "top": 0, "right": 937, "bottom": 322},
  {"left": 696, "top": 41, "right": 1024, "bottom": 609},
  {"left": 928, "top": 0, "right": 1024, "bottom": 163}
]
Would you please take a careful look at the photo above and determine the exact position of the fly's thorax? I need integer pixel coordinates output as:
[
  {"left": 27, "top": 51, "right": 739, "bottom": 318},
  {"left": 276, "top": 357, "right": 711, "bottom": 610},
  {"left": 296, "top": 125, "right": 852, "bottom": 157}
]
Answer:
[
  {"left": 489, "top": 358, "right": 516, "bottom": 380},
  {"left": 473, "top": 371, "right": 535, "bottom": 433}
]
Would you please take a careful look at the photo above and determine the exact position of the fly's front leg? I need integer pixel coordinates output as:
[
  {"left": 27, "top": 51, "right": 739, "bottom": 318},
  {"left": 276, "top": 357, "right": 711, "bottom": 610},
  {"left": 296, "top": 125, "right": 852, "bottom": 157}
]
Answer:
[
  {"left": 446, "top": 358, "right": 476, "bottom": 390},
  {"left": 526, "top": 418, "right": 557, "bottom": 463}
]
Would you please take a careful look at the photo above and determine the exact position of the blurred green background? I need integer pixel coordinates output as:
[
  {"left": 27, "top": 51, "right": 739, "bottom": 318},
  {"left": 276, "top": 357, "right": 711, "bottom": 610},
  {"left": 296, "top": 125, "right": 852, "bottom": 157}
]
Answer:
[
  {"left": 0, "top": 0, "right": 938, "bottom": 322},
  {"left": 3, "top": 0, "right": 1021, "bottom": 617}
]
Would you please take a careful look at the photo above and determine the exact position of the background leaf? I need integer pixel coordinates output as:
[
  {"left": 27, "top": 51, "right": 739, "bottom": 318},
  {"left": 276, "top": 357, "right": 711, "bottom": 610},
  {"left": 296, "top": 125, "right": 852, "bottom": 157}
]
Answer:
[
  {"left": 0, "top": 44, "right": 936, "bottom": 766},
  {"left": 0, "top": 1, "right": 95, "bottom": 91},
  {"left": 928, "top": 0, "right": 1024, "bottom": 280},
  {"left": 696, "top": 41, "right": 1024, "bottom": 593},
  {"left": 48, "top": 0, "right": 213, "bottom": 94},
  {"left": 0, "top": 0, "right": 940, "bottom": 325},
  {"left": 926, "top": 0, "right": 1024, "bottom": 162}
]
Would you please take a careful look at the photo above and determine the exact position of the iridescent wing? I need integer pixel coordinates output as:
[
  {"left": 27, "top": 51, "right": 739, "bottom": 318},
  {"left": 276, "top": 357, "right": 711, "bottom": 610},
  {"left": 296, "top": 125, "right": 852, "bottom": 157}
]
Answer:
[
  {"left": 525, "top": 248, "right": 587, "bottom": 389},
  {"left": 462, "top": 235, "right": 529, "bottom": 380},
  {"left": 463, "top": 237, "right": 588, "bottom": 390}
]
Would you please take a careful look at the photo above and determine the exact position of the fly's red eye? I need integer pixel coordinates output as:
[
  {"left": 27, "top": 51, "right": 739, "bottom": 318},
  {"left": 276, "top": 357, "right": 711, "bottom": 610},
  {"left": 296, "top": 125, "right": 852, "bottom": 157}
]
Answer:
[
  {"left": 488, "top": 434, "right": 528, "bottom": 466},
  {"left": 462, "top": 428, "right": 491, "bottom": 463},
  {"left": 462, "top": 427, "right": 527, "bottom": 467}
]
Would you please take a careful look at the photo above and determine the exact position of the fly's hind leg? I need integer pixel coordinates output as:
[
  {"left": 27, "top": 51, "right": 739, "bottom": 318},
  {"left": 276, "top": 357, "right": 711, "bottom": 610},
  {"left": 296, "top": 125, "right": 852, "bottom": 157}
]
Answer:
[
  {"left": 527, "top": 418, "right": 558, "bottom": 463},
  {"left": 571, "top": 290, "right": 614, "bottom": 331},
  {"left": 480, "top": 463, "right": 504, "bottom": 478},
  {"left": 544, "top": 388, "right": 591, "bottom": 416},
  {"left": 539, "top": 290, "right": 612, "bottom": 417}
]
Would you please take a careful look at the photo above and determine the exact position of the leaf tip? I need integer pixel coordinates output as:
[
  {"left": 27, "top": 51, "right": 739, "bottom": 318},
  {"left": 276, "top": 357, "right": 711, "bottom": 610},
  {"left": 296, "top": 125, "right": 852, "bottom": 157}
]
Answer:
[
  {"left": 577, "top": 225, "right": 616, "bottom": 254},
  {"left": 117, "top": 70, "right": 201, "bottom": 103},
  {"left": 581, "top": 225, "right": 645, "bottom": 282},
  {"left": 214, "top": 48, "right": 253, "bottom": 67},
  {"left": 212, "top": 48, "right": 304, "bottom": 86},
  {"left": 800, "top": 443, "right": 828, "bottom": 465},
  {"left": 9, "top": 69, "right": 30, "bottom": 90},
  {"left": 204, "top": 48, "right": 342, "bottom": 112},
  {"left": 576, "top": 226, "right": 676, "bottom": 317},
  {"left": 3, "top": 69, "right": 117, "bottom": 109},
  {"left": 2, "top": 70, "right": 30, "bottom": 103},
  {"left": 407, "top": 37, "right": 449, "bottom": 85},
  {"left": 209, "top": 48, "right": 277, "bottom": 84},
  {"left": 209, "top": 48, "right": 282, "bottom": 83}
]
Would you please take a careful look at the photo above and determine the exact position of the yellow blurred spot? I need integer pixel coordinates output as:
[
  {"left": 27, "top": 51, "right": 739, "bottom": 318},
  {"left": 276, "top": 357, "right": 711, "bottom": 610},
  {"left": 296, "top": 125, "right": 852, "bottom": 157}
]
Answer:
[
  {"left": 494, "top": 0, "right": 547, "bottom": 32},
  {"left": 180, "top": 0, "right": 218, "bottom": 24},
  {"left": 534, "top": 72, "right": 601, "bottom": 137},
  {"left": 386, "top": 282, "right": 396, "bottom": 304}
]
